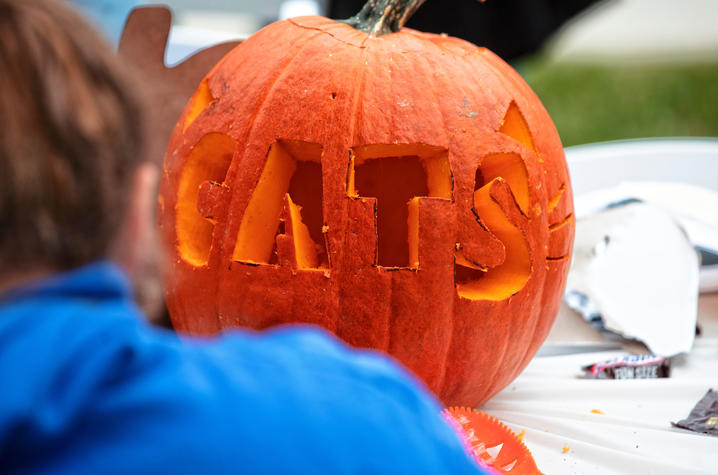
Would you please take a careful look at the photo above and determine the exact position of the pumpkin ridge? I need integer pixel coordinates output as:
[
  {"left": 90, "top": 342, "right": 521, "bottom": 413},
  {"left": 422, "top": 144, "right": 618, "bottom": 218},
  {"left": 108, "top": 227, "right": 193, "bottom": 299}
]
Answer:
[
  {"left": 218, "top": 30, "right": 325, "bottom": 296},
  {"left": 412, "top": 37, "right": 456, "bottom": 395},
  {"left": 345, "top": 26, "right": 372, "bottom": 145},
  {"left": 516, "top": 245, "right": 550, "bottom": 371},
  {"left": 333, "top": 32, "right": 372, "bottom": 342},
  {"left": 386, "top": 269, "right": 397, "bottom": 356}
]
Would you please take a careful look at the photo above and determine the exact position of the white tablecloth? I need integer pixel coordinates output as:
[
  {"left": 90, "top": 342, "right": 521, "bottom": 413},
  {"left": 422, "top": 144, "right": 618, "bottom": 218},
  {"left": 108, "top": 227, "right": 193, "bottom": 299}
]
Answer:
[{"left": 482, "top": 338, "right": 718, "bottom": 474}]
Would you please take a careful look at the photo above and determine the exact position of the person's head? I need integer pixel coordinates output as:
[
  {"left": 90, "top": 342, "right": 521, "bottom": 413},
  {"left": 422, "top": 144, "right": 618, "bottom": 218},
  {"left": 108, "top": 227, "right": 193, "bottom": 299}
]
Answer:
[{"left": 0, "top": 0, "right": 160, "bottom": 309}]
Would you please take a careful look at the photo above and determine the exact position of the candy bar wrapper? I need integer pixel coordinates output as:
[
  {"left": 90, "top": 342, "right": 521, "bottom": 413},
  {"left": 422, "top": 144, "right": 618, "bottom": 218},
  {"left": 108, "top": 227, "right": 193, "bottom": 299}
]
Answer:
[
  {"left": 672, "top": 389, "right": 718, "bottom": 437},
  {"left": 582, "top": 355, "right": 671, "bottom": 380}
]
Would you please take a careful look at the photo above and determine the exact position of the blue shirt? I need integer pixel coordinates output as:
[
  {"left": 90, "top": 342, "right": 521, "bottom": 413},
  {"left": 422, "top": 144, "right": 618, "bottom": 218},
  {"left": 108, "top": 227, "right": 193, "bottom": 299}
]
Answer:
[{"left": 0, "top": 262, "right": 483, "bottom": 474}]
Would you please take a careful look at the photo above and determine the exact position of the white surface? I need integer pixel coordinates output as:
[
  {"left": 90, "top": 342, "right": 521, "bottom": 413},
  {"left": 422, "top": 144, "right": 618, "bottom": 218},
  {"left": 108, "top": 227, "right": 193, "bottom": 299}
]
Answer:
[
  {"left": 164, "top": 1, "right": 323, "bottom": 66},
  {"left": 547, "top": 0, "right": 718, "bottom": 63},
  {"left": 483, "top": 339, "right": 718, "bottom": 474},
  {"left": 278, "top": 1, "right": 321, "bottom": 20},
  {"left": 166, "top": 25, "right": 245, "bottom": 66},
  {"left": 565, "top": 138, "right": 718, "bottom": 195}
]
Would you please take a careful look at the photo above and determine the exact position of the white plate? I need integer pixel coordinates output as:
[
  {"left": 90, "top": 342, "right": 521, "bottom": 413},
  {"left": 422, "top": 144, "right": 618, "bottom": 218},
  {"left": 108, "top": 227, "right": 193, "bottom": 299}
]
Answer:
[{"left": 565, "top": 137, "right": 718, "bottom": 194}]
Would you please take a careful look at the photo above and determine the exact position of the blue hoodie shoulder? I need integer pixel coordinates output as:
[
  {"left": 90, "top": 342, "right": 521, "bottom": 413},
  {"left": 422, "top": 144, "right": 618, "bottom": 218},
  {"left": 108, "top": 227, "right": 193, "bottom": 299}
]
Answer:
[{"left": 0, "top": 262, "right": 483, "bottom": 474}]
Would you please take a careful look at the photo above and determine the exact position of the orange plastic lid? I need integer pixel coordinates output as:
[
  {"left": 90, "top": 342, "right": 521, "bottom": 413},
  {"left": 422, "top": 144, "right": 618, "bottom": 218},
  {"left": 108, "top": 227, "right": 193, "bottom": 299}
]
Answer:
[{"left": 442, "top": 407, "right": 543, "bottom": 475}]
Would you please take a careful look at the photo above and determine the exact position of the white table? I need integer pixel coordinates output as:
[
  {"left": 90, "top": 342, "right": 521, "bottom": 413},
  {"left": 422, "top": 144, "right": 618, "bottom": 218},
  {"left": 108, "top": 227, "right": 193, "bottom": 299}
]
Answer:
[{"left": 483, "top": 297, "right": 718, "bottom": 474}]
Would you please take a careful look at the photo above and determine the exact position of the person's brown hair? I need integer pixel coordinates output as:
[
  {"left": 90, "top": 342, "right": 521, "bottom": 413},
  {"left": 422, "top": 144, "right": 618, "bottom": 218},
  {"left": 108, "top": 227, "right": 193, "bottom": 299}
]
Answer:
[{"left": 0, "top": 0, "right": 145, "bottom": 273}]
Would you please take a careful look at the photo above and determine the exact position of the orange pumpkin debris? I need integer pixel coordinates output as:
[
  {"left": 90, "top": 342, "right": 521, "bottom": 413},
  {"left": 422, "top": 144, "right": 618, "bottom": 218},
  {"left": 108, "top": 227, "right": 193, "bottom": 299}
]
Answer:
[{"left": 443, "top": 407, "right": 543, "bottom": 474}]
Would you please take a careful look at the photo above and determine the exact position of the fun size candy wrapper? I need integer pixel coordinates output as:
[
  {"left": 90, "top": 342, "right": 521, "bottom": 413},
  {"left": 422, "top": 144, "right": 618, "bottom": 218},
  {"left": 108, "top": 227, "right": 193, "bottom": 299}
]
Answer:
[
  {"left": 582, "top": 354, "right": 671, "bottom": 380},
  {"left": 672, "top": 389, "right": 718, "bottom": 437}
]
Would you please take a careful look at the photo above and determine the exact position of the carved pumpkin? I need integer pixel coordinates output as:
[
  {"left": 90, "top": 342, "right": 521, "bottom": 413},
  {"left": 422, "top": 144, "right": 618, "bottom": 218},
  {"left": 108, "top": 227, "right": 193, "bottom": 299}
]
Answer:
[{"left": 159, "top": 0, "right": 574, "bottom": 406}]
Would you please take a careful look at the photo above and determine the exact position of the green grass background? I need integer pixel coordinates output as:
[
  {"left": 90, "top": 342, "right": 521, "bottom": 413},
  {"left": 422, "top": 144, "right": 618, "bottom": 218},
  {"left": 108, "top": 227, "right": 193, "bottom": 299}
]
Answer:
[{"left": 518, "top": 60, "right": 718, "bottom": 147}]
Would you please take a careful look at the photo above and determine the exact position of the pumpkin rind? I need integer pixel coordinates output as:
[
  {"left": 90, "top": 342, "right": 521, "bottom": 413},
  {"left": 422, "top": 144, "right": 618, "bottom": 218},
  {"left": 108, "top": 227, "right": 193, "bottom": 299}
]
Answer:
[{"left": 159, "top": 16, "right": 574, "bottom": 406}]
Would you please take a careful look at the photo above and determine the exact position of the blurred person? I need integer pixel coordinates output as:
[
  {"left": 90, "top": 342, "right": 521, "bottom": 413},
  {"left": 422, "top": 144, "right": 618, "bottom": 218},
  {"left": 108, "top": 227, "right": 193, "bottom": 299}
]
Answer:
[{"left": 0, "top": 0, "right": 484, "bottom": 473}]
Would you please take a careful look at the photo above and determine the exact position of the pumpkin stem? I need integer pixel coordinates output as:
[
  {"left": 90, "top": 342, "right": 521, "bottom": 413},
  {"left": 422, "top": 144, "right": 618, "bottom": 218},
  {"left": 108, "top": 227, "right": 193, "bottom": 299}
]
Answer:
[{"left": 342, "top": 0, "right": 429, "bottom": 36}]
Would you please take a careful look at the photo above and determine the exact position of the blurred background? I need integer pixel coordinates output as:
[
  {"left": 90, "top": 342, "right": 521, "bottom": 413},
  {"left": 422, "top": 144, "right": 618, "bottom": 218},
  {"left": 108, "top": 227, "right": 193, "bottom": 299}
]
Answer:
[{"left": 70, "top": 0, "right": 718, "bottom": 147}]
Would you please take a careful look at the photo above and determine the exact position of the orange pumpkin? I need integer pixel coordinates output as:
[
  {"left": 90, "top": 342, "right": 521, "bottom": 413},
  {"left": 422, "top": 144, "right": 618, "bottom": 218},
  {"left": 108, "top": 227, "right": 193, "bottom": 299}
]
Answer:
[{"left": 159, "top": 0, "right": 574, "bottom": 407}]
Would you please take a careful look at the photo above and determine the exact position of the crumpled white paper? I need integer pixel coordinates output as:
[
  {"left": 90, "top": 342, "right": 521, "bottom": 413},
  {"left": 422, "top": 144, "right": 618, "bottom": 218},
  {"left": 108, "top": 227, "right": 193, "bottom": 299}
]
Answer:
[
  {"left": 575, "top": 181, "right": 718, "bottom": 293},
  {"left": 566, "top": 201, "right": 699, "bottom": 356}
]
